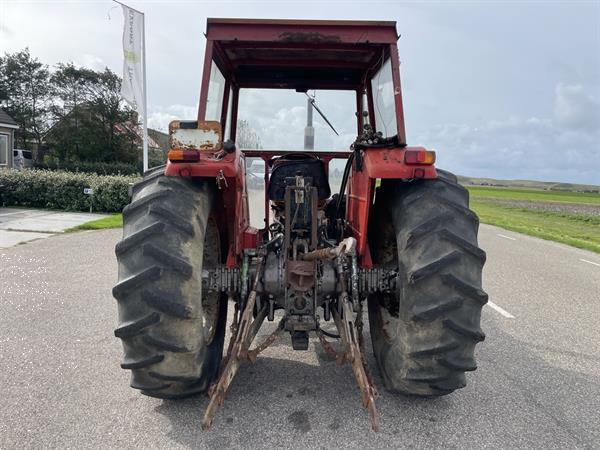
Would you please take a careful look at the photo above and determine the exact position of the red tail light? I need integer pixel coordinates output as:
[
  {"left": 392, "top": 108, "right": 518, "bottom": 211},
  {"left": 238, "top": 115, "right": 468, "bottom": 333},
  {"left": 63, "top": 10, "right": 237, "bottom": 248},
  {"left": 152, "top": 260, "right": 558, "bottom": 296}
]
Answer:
[
  {"left": 168, "top": 150, "right": 200, "bottom": 162},
  {"left": 404, "top": 150, "right": 436, "bottom": 165}
]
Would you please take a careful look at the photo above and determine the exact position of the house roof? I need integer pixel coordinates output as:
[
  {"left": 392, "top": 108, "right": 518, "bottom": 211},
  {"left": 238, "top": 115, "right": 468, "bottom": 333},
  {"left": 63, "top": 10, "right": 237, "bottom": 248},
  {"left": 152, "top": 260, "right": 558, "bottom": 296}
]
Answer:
[
  {"left": 114, "top": 123, "right": 160, "bottom": 149},
  {"left": 44, "top": 104, "right": 159, "bottom": 149},
  {"left": 0, "top": 109, "right": 19, "bottom": 128}
]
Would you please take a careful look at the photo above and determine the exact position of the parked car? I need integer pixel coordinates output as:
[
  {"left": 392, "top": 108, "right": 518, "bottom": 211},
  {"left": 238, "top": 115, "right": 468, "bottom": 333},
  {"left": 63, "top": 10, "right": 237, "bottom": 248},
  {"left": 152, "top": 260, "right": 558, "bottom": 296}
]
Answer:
[
  {"left": 246, "top": 159, "right": 265, "bottom": 189},
  {"left": 12, "top": 149, "right": 33, "bottom": 170}
]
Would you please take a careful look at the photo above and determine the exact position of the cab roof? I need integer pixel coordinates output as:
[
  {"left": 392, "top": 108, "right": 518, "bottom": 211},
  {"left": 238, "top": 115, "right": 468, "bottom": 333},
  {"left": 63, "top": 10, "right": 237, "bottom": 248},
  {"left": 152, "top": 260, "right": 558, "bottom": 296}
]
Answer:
[{"left": 205, "top": 18, "right": 399, "bottom": 90}]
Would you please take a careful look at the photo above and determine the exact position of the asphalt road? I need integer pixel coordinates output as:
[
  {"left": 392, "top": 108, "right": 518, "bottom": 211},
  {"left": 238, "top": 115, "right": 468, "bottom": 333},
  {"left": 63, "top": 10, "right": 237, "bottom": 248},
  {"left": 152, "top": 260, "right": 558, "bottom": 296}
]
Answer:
[{"left": 1, "top": 224, "right": 599, "bottom": 449}]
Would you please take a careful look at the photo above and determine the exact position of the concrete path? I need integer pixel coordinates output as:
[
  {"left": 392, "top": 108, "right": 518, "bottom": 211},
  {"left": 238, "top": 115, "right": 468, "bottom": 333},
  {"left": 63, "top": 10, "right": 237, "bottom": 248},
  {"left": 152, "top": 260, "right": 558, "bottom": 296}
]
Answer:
[{"left": 0, "top": 207, "right": 109, "bottom": 248}]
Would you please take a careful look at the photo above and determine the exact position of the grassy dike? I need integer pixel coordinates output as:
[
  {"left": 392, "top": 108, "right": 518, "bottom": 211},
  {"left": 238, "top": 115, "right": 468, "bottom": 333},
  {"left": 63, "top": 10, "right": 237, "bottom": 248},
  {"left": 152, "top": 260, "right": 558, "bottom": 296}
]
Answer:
[{"left": 468, "top": 187, "right": 600, "bottom": 254}]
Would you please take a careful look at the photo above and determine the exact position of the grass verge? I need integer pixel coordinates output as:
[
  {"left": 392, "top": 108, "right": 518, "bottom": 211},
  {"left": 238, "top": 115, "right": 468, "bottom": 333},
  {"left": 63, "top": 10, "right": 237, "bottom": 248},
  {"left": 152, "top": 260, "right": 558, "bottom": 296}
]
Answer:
[
  {"left": 470, "top": 200, "right": 600, "bottom": 254},
  {"left": 70, "top": 213, "right": 123, "bottom": 231},
  {"left": 467, "top": 186, "right": 600, "bottom": 204}
]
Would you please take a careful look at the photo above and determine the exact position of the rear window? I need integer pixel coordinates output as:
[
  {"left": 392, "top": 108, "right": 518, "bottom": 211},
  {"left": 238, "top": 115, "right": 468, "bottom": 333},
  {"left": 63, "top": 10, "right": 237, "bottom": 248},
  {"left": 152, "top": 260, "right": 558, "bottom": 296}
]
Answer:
[{"left": 237, "top": 89, "right": 357, "bottom": 151}]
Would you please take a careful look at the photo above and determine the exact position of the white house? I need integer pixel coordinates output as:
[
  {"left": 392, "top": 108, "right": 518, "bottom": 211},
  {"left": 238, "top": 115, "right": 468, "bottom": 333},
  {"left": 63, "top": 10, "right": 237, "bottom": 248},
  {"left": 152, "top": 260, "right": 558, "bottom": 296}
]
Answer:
[{"left": 0, "top": 109, "right": 19, "bottom": 168}]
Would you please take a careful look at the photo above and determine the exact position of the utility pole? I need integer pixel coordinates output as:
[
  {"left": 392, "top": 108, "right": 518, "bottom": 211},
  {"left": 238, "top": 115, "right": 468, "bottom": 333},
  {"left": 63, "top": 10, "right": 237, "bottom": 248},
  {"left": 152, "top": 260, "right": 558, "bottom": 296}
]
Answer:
[{"left": 304, "top": 96, "right": 314, "bottom": 150}]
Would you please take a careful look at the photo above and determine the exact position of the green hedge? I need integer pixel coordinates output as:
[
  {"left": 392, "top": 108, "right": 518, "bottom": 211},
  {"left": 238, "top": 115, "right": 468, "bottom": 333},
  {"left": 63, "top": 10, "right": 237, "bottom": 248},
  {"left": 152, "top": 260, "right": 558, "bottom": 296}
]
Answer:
[
  {"left": 0, "top": 169, "right": 140, "bottom": 213},
  {"left": 33, "top": 161, "right": 141, "bottom": 176}
]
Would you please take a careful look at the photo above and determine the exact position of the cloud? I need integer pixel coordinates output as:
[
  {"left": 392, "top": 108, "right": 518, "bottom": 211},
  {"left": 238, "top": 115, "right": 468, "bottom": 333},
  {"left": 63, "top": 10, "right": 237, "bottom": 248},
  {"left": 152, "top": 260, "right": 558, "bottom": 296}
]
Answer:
[
  {"left": 238, "top": 89, "right": 358, "bottom": 151},
  {"left": 412, "top": 84, "right": 600, "bottom": 184},
  {"left": 553, "top": 83, "right": 600, "bottom": 131},
  {"left": 75, "top": 54, "right": 107, "bottom": 72},
  {"left": 147, "top": 104, "right": 197, "bottom": 131}
]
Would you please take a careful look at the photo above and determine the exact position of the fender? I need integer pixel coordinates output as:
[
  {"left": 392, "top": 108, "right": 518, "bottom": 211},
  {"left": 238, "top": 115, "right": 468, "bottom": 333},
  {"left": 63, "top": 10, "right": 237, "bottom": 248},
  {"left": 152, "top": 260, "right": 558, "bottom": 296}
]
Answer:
[
  {"left": 346, "top": 146, "right": 437, "bottom": 268},
  {"left": 164, "top": 149, "right": 253, "bottom": 267}
]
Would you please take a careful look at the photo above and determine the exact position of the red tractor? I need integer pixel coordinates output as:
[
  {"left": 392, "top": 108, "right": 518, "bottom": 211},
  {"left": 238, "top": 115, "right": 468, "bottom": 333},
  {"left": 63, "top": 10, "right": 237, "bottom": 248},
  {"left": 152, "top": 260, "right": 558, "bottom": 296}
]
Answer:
[{"left": 113, "top": 19, "right": 487, "bottom": 431}]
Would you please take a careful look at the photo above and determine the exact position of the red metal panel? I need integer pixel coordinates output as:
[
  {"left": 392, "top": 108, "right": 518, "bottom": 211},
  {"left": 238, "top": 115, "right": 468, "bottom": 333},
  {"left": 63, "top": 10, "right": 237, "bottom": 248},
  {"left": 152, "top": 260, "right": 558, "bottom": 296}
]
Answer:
[
  {"left": 220, "top": 42, "right": 383, "bottom": 51},
  {"left": 220, "top": 78, "right": 231, "bottom": 132},
  {"left": 231, "top": 58, "right": 370, "bottom": 69},
  {"left": 165, "top": 150, "right": 248, "bottom": 268},
  {"left": 389, "top": 44, "right": 406, "bottom": 145},
  {"left": 242, "top": 150, "right": 351, "bottom": 158},
  {"left": 208, "top": 18, "right": 397, "bottom": 27},
  {"left": 206, "top": 20, "right": 398, "bottom": 45},
  {"left": 197, "top": 40, "right": 214, "bottom": 122},
  {"left": 242, "top": 227, "right": 258, "bottom": 249},
  {"left": 366, "top": 81, "right": 376, "bottom": 131},
  {"left": 234, "top": 81, "right": 362, "bottom": 90},
  {"left": 230, "top": 86, "right": 239, "bottom": 140},
  {"left": 355, "top": 90, "right": 363, "bottom": 136},
  {"left": 346, "top": 147, "right": 437, "bottom": 267}
]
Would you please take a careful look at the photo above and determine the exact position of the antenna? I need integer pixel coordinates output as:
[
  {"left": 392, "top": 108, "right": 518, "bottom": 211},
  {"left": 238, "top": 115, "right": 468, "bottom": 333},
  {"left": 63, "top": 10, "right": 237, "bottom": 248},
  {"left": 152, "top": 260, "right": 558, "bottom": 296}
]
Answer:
[{"left": 305, "top": 92, "right": 339, "bottom": 136}]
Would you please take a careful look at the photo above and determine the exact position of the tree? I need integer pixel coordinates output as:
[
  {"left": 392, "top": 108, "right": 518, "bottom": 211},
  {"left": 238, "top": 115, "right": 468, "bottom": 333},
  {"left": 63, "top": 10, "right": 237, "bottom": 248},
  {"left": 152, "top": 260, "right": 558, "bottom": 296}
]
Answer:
[
  {"left": 49, "top": 63, "right": 99, "bottom": 162},
  {"left": 236, "top": 119, "right": 262, "bottom": 149},
  {"left": 49, "top": 64, "right": 137, "bottom": 163},
  {"left": 0, "top": 48, "right": 52, "bottom": 158},
  {"left": 90, "top": 68, "right": 138, "bottom": 163}
]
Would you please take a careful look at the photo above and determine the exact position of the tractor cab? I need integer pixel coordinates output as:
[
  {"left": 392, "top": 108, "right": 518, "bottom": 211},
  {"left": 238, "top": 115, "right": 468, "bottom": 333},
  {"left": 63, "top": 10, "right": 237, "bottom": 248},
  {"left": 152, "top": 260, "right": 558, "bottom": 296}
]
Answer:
[
  {"left": 164, "top": 18, "right": 436, "bottom": 263},
  {"left": 195, "top": 18, "right": 407, "bottom": 147}
]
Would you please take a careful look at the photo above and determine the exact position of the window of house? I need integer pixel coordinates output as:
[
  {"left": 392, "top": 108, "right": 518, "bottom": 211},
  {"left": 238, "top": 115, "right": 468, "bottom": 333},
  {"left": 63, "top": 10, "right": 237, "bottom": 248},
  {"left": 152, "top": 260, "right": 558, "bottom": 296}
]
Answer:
[{"left": 0, "top": 134, "right": 8, "bottom": 165}]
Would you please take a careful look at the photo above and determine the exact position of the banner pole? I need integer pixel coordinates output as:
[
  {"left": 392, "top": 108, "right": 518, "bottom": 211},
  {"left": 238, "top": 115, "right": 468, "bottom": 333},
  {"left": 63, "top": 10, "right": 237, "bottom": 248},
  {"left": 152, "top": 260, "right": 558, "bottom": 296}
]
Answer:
[
  {"left": 114, "top": 0, "right": 148, "bottom": 172},
  {"left": 141, "top": 11, "right": 149, "bottom": 173}
]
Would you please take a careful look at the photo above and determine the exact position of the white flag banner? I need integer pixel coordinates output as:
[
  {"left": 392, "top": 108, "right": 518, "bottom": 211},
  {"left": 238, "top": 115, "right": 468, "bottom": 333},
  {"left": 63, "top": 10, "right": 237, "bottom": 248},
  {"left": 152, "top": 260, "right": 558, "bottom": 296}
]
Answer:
[{"left": 120, "top": 5, "right": 144, "bottom": 117}]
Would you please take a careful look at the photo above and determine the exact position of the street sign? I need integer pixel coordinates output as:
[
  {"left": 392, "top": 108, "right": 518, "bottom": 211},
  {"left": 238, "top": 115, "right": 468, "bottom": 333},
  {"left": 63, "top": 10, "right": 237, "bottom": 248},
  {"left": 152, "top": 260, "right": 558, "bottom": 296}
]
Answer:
[{"left": 84, "top": 188, "right": 94, "bottom": 195}]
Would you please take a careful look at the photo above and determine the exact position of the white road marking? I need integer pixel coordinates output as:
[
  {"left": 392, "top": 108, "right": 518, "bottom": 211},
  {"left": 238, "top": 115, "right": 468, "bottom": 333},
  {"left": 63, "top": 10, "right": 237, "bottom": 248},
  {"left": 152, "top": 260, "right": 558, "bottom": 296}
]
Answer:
[
  {"left": 580, "top": 259, "right": 600, "bottom": 267},
  {"left": 487, "top": 301, "right": 515, "bottom": 319},
  {"left": 498, "top": 234, "right": 516, "bottom": 241}
]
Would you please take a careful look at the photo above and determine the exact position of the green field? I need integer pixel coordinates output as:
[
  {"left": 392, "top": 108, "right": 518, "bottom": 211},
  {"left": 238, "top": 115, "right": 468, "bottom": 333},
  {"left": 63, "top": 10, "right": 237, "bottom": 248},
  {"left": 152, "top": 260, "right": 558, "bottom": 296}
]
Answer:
[
  {"left": 467, "top": 186, "right": 600, "bottom": 204},
  {"left": 467, "top": 186, "right": 600, "bottom": 253}
]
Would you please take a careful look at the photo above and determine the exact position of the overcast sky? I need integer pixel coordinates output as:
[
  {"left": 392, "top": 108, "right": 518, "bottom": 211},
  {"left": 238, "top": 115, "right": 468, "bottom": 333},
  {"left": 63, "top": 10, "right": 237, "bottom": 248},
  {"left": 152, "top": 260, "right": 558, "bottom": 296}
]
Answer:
[{"left": 1, "top": 0, "right": 599, "bottom": 184}]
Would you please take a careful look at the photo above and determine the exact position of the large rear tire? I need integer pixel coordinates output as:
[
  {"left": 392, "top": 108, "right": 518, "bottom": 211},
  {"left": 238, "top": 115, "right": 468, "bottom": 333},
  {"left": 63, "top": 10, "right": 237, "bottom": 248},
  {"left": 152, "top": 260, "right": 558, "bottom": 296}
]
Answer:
[
  {"left": 368, "top": 169, "right": 487, "bottom": 396},
  {"left": 113, "top": 169, "right": 227, "bottom": 398}
]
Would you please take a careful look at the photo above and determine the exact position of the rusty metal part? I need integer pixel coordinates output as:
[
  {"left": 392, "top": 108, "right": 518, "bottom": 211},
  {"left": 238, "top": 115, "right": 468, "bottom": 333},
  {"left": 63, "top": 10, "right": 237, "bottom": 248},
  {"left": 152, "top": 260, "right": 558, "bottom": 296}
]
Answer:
[
  {"left": 202, "top": 255, "right": 266, "bottom": 430},
  {"left": 220, "top": 298, "right": 239, "bottom": 372},
  {"left": 169, "top": 120, "right": 223, "bottom": 152},
  {"left": 332, "top": 299, "right": 380, "bottom": 432},
  {"left": 286, "top": 260, "right": 315, "bottom": 291},
  {"left": 353, "top": 302, "right": 377, "bottom": 390},
  {"left": 216, "top": 169, "right": 228, "bottom": 189},
  {"left": 246, "top": 319, "right": 285, "bottom": 363},
  {"left": 301, "top": 237, "right": 357, "bottom": 261},
  {"left": 332, "top": 257, "right": 379, "bottom": 431},
  {"left": 316, "top": 329, "right": 344, "bottom": 364}
]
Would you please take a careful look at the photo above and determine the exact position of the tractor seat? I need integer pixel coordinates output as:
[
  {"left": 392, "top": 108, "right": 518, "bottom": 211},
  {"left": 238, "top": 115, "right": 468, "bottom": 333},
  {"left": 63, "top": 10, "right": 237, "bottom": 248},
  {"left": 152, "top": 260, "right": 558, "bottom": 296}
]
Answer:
[{"left": 267, "top": 153, "right": 331, "bottom": 202}]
